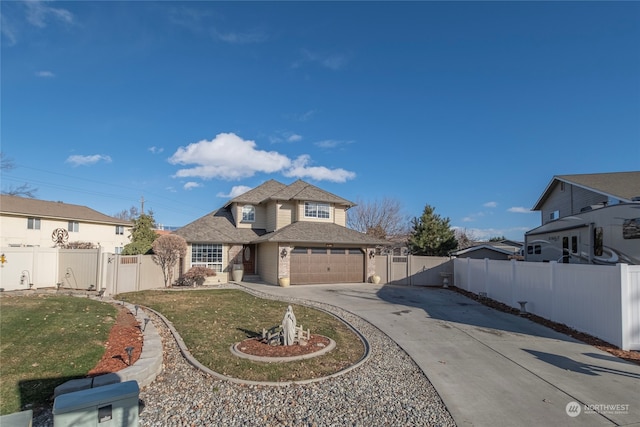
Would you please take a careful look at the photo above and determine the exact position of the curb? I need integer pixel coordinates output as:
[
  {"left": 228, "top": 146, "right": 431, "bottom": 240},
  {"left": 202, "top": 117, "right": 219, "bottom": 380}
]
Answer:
[
  {"left": 54, "top": 300, "right": 163, "bottom": 398},
  {"left": 151, "top": 285, "right": 371, "bottom": 387}
]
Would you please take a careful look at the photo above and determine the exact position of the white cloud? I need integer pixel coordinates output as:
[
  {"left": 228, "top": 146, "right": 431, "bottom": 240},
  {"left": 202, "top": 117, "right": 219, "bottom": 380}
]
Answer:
[
  {"left": 183, "top": 182, "right": 201, "bottom": 190},
  {"left": 169, "top": 132, "right": 355, "bottom": 183},
  {"left": 484, "top": 201, "right": 497, "bottom": 208},
  {"left": 25, "top": 1, "right": 73, "bottom": 28},
  {"left": 35, "top": 70, "right": 54, "bottom": 78},
  {"left": 217, "top": 185, "right": 252, "bottom": 198},
  {"left": 65, "top": 154, "right": 112, "bottom": 167},
  {"left": 148, "top": 146, "right": 164, "bottom": 154},
  {"left": 283, "top": 154, "right": 356, "bottom": 183},
  {"left": 508, "top": 207, "right": 533, "bottom": 214},
  {"left": 214, "top": 28, "right": 267, "bottom": 44},
  {"left": 1, "top": 14, "right": 17, "bottom": 46},
  {"left": 315, "top": 139, "right": 353, "bottom": 149},
  {"left": 170, "top": 133, "right": 291, "bottom": 180},
  {"left": 269, "top": 131, "right": 302, "bottom": 144},
  {"left": 293, "top": 49, "right": 348, "bottom": 70},
  {"left": 287, "top": 134, "right": 302, "bottom": 142}
]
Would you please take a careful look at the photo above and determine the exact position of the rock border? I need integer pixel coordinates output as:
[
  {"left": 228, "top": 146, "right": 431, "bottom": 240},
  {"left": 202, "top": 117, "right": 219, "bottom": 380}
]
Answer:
[
  {"left": 53, "top": 299, "right": 163, "bottom": 397},
  {"left": 230, "top": 336, "right": 336, "bottom": 362},
  {"left": 147, "top": 287, "right": 371, "bottom": 387}
]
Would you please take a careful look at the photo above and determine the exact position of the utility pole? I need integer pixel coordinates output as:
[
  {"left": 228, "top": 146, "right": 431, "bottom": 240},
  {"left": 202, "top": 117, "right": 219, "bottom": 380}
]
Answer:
[{"left": 140, "top": 196, "right": 145, "bottom": 214}]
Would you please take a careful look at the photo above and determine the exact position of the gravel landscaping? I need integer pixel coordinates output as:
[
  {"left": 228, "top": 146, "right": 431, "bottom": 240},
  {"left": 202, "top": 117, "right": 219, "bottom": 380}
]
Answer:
[{"left": 33, "top": 285, "right": 455, "bottom": 426}]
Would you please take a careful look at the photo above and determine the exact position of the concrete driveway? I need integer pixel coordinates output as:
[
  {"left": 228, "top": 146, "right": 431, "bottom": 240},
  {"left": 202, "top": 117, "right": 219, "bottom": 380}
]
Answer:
[{"left": 239, "top": 282, "right": 640, "bottom": 427}]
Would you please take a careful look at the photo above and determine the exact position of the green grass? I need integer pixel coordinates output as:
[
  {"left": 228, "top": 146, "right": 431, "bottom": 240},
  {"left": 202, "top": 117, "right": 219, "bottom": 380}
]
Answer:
[
  {"left": 120, "top": 289, "right": 365, "bottom": 382},
  {"left": 0, "top": 295, "right": 116, "bottom": 415}
]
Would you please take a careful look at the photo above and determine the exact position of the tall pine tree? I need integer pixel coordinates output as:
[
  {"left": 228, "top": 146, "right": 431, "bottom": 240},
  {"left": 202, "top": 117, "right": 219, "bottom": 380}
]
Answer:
[
  {"left": 408, "top": 204, "right": 458, "bottom": 256},
  {"left": 122, "top": 212, "right": 158, "bottom": 255}
]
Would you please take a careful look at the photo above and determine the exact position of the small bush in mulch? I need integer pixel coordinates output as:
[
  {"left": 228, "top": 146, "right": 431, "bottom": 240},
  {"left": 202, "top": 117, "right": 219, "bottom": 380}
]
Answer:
[
  {"left": 449, "top": 286, "right": 640, "bottom": 366},
  {"left": 173, "top": 266, "right": 217, "bottom": 287}
]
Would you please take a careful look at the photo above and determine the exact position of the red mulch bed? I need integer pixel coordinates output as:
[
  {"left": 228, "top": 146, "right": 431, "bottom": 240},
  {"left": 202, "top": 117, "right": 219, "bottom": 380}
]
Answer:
[
  {"left": 88, "top": 305, "right": 143, "bottom": 376},
  {"left": 236, "top": 335, "right": 331, "bottom": 358},
  {"left": 450, "top": 286, "right": 640, "bottom": 366}
]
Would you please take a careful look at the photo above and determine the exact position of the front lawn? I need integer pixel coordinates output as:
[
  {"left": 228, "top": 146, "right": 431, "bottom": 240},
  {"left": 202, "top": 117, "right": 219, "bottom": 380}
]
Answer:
[
  {"left": 120, "top": 289, "right": 365, "bottom": 382},
  {"left": 0, "top": 295, "right": 116, "bottom": 415}
]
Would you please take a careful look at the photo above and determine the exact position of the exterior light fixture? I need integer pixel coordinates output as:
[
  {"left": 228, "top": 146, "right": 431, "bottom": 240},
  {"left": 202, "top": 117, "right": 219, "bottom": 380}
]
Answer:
[
  {"left": 369, "top": 250, "right": 375, "bottom": 259},
  {"left": 125, "top": 346, "right": 134, "bottom": 366},
  {"left": 134, "top": 305, "right": 139, "bottom": 316},
  {"left": 143, "top": 318, "right": 150, "bottom": 331},
  {"left": 280, "top": 248, "right": 288, "bottom": 258}
]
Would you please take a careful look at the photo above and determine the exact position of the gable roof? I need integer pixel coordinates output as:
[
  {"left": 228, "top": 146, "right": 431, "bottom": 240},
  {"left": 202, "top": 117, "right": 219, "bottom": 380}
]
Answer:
[
  {"left": 0, "top": 195, "right": 131, "bottom": 225},
  {"left": 226, "top": 179, "right": 355, "bottom": 207},
  {"left": 251, "top": 221, "right": 387, "bottom": 245},
  {"left": 533, "top": 171, "right": 640, "bottom": 210},
  {"left": 173, "top": 208, "right": 266, "bottom": 244},
  {"left": 452, "top": 240, "right": 522, "bottom": 257}
]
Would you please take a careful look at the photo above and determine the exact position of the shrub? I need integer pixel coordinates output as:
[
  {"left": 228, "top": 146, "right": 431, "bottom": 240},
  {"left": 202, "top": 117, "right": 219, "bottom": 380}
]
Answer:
[{"left": 175, "top": 266, "right": 217, "bottom": 287}]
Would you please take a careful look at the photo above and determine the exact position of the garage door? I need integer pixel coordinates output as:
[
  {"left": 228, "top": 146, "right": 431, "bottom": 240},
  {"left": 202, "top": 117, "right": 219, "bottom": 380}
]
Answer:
[{"left": 290, "top": 247, "right": 364, "bottom": 285}]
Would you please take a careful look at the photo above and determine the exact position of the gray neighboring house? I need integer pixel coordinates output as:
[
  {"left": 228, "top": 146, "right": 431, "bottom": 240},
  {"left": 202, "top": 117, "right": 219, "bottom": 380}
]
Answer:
[
  {"left": 174, "top": 179, "right": 386, "bottom": 285},
  {"left": 525, "top": 171, "right": 640, "bottom": 264},
  {"left": 451, "top": 240, "right": 523, "bottom": 261}
]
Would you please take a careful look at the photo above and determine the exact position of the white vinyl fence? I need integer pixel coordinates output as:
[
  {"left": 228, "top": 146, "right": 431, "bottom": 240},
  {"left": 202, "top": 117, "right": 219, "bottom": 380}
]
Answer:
[{"left": 453, "top": 258, "right": 640, "bottom": 351}]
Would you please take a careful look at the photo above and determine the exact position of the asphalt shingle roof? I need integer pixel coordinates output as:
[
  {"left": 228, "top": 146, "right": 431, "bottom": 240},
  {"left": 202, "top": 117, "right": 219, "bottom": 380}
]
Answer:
[
  {"left": 0, "top": 195, "right": 131, "bottom": 225},
  {"left": 173, "top": 208, "right": 266, "bottom": 243},
  {"left": 251, "top": 221, "right": 387, "bottom": 245}
]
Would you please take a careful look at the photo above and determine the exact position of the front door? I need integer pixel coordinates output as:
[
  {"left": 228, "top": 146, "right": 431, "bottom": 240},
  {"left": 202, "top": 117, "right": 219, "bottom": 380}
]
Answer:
[{"left": 242, "top": 245, "right": 255, "bottom": 275}]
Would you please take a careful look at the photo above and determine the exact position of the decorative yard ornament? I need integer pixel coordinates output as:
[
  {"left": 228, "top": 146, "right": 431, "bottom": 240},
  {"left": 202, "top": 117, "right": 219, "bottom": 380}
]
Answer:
[
  {"left": 52, "top": 228, "right": 69, "bottom": 247},
  {"left": 282, "top": 305, "right": 297, "bottom": 346}
]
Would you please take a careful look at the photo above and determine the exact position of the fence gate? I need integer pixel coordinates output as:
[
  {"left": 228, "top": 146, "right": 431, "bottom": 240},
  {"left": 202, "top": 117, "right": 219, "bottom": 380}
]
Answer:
[
  {"left": 390, "top": 255, "right": 409, "bottom": 285},
  {"left": 115, "top": 255, "right": 140, "bottom": 294}
]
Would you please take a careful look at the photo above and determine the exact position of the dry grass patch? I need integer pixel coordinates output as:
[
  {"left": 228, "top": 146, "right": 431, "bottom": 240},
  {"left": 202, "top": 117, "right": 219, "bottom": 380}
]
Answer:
[{"left": 120, "top": 289, "right": 365, "bottom": 382}]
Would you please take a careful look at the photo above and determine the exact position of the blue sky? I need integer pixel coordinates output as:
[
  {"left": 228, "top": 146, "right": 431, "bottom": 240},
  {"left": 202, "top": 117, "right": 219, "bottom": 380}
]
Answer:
[{"left": 2, "top": 1, "right": 639, "bottom": 241}]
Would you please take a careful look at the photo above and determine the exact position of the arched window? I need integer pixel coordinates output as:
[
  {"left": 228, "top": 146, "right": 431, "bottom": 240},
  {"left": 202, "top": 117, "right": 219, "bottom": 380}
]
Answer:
[{"left": 242, "top": 205, "right": 255, "bottom": 222}]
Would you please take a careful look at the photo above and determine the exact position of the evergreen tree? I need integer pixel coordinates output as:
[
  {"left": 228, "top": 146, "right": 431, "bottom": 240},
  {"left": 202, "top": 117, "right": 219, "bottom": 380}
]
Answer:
[
  {"left": 122, "top": 212, "right": 158, "bottom": 255},
  {"left": 408, "top": 204, "right": 458, "bottom": 256}
]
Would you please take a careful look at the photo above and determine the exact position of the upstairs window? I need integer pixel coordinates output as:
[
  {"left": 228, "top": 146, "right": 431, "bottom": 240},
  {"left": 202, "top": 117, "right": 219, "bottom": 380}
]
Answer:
[
  {"left": 304, "top": 202, "right": 330, "bottom": 219},
  {"left": 115, "top": 225, "right": 124, "bottom": 235},
  {"left": 68, "top": 221, "right": 79, "bottom": 232},
  {"left": 549, "top": 210, "right": 560, "bottom": 221},
  {"left": 242, "top": 205, "right": 255, "bottom": 222},
  {"left": 27, "top": 218, "right": 41, "bottom": 230}
]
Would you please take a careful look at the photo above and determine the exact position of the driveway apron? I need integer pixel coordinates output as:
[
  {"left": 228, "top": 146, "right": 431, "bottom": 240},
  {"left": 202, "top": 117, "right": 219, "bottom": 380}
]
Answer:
[{"left": 239, "top": 282, "right": 640, "bottom": 427}]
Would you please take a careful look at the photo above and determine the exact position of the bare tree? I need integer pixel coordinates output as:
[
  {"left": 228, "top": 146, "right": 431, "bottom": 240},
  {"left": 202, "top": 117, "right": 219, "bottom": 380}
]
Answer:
[
  {"left": 347, "top": 197, "right": 409, "bottom": 240},
  {"left": 454, "top": 228, "right": 478, "bottom": 250},
  {"left": 113, "top": 206, "right": 140, "bottom": 220},
  {"left": 1, "top": 152, "right": 38, "bottom": 198},
  {"left": 152, "top": 234, "right": 187, "bottom": 287}
]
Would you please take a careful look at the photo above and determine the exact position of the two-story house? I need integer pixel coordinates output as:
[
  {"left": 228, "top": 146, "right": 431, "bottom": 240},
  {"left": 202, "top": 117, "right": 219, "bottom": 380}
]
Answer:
[
  {"left": 174, "top": 179, "right": 387, "bottom": 285},
  {"left": 0, "top": 195, "right": 132, "bottom": 253},
  {"left": 524, "top": 171, "right": 640, "bottom": 265}
]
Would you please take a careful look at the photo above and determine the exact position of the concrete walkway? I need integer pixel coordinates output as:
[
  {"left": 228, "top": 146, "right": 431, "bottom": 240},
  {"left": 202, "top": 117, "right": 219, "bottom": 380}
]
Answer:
[{"left": 239, "top": 282, "right": 640, "bottom": 427}]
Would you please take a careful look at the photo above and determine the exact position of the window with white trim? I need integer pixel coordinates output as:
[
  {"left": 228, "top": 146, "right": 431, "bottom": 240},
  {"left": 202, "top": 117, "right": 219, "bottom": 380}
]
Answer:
[
  {"left": 115, "top": 225, "right": 124, "bottom": 235},
  {"left": 242, "top": 205, "right": 255, "bottom": 222},
  {"left": 191, "top": 243, "right": 223, "bottom": 272},
  {"left": 27, "top": 218, "right": 41, "bottom": 230},
  {"left": 304, "top": 202, "right": 330, "bottom": 219},
  {"left": 68, "top": 221, "right": 80, "bottom": 232}
]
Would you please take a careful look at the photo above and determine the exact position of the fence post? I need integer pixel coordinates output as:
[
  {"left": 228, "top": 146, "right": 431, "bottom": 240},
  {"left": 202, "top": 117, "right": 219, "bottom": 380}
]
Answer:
[
  {"left": 484, "top": 258, "right": 489, "bottom": 296},
  {"left": 511, "top": 259, "right": 517, "bottom": 307},
  {"left": 618, "top": 263, "right": 629, "bottom": 350}
]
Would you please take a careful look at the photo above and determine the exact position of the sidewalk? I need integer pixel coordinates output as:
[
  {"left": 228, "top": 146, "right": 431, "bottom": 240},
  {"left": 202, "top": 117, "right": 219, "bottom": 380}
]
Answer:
[{"left": 239, "top": 282, "right": 640, "bottom": 427}]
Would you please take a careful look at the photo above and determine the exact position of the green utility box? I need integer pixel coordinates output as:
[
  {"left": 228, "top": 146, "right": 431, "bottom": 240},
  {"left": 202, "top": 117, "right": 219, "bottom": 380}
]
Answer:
[{"left": 52, "top": 381, "right": 139, "bottom": 427}]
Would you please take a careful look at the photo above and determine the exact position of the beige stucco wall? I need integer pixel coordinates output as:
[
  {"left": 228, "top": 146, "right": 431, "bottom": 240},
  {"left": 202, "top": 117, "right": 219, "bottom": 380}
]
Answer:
[
  {"left": 276, "top": 201, "right": 295, "bottom": 229},
  {"left": 0, "top": 214, "right": 130, "bottom": 253},
  {"left": 257, "top": 242, "right": 279, "bottom": 285}
]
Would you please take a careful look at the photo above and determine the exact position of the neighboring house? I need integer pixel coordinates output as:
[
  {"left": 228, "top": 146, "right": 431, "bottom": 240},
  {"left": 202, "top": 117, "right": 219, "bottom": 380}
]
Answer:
[
  {"left": 524, "top": 171, "right": 640, "bottom": 265},
  {"left": 174, "top": 179, "right": 387, "bottom": 285},
  {"left": 452, "top": 240, "right": 523, "bottom": 261},
  {"left": 0, "top": 195, "right": 132, "bottom": 253}
]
